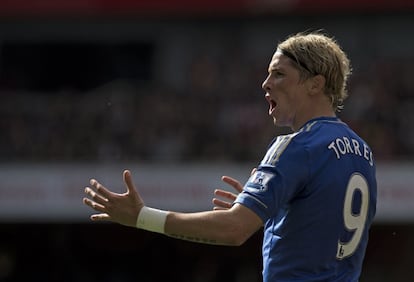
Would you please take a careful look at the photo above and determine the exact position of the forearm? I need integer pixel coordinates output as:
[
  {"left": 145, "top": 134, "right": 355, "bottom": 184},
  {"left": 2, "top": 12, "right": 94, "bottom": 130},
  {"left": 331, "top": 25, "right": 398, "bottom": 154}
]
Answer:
[
  {"left": 135, "top": 203, "right": 262, "bottom": 246},
  {"left": 164, "top": 210, "right": 245, "bottom": 246}
]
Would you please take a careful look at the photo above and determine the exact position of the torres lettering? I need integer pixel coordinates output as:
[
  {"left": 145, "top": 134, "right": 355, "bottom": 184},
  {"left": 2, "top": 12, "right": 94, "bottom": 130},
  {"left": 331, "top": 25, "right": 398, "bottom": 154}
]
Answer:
[{"left": 327, "top": 137, "right": 373, "bottom": 166}]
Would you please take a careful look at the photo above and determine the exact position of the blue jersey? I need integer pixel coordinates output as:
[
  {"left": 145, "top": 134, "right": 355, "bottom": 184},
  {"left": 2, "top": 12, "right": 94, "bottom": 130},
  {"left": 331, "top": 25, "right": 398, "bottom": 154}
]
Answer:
[{"left": 235, "top": 117, "right": 377, "bottom": 282}]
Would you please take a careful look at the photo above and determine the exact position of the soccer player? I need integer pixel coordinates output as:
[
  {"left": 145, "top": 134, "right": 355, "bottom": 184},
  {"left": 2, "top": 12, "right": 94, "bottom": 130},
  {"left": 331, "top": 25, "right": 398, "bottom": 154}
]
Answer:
[{"left": 83, "top": 31, "right": 377, "bottom": 281}]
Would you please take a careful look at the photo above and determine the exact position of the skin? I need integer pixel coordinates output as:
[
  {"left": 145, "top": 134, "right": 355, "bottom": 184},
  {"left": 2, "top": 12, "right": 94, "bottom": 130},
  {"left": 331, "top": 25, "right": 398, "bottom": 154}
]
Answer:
[
  {"left": 212, "top": 167, "right": 256, "bottom": 210},
  {"left": 262, "top": 50, "right": 335, "bottom": 131},
  {"left": 83, "top": 50, "right": 336, "bottom": 246},
  {"left": 84, "top": 170, "right": 261, "bottom": 246}
]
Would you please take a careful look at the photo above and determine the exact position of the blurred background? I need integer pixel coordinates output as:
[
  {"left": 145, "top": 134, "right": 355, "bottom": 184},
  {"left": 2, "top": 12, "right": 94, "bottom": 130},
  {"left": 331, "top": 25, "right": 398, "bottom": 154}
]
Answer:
[{"left": 0, "top": 0, "right": 414, "bottom": 281}]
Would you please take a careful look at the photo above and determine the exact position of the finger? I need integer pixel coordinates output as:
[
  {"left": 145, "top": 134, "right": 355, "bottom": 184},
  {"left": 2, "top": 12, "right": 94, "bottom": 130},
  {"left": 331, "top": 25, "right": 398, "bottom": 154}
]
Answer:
[
  {"left": 214, "top": 189, "right": 238, "bottom": 201},
  {"left": 221, "top": 176, "right": 243, "bottom": 193},
  {"left": 83, "top": 197, "right": 106, "bottom": 213},
  {"left": 90, "top": 179, "right": 114, "bottom": 199},
  {"left": 123, "top": 170, "right": 136, "bottom": 194},
  {"left": 90, "top": 213, "right": 112, "bottom": 221},
  {"left": 84, "top": 187, "right": 108, "bottom": 205},
  {"left": 123, "top": 169, "right": 144, "bottom": 205},
  {"left": 212, "top": 198, "right": 233, "bottom": 209},
  {"left": 251, "top": 167, "right": 257, "bottom": 175}
]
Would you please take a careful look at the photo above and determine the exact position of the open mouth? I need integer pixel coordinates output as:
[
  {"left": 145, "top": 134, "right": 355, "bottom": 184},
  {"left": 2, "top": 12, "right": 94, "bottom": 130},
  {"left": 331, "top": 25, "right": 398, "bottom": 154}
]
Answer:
[{"left": 265, "top": 94, "right": 277, "bottom": 115}]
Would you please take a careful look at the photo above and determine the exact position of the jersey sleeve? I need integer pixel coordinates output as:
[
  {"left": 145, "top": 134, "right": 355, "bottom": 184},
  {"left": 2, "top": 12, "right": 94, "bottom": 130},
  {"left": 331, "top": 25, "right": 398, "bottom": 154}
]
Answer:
[{"left": 234, "top": 133, "right": 310, "bottom": 222}]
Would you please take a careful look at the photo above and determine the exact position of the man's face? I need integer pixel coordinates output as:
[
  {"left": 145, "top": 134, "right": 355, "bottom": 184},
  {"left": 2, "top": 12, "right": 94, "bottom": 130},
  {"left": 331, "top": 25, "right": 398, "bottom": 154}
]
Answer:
[{"left": 261, "top": 51, "right": 308, "bottom": 130}]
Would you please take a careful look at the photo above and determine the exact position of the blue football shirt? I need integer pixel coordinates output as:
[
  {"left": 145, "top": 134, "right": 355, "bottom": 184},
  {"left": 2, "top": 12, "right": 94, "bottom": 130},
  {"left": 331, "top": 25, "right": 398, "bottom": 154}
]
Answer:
[{"left": 235, "top": 116, "right": 377, "bottom": 282}]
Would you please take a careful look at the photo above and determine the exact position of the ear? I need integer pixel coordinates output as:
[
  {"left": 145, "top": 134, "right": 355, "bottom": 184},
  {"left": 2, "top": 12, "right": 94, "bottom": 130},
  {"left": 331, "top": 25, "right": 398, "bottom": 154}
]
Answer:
[{"left": 308, "top": 75, "right": 326, "bottom": 95}]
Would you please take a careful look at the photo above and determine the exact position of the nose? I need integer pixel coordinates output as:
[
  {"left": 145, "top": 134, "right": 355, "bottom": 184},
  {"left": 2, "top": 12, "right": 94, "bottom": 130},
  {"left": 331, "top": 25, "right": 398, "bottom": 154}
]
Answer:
[{"left": 262, "top": 74, "right": 271, "bottom": 92}]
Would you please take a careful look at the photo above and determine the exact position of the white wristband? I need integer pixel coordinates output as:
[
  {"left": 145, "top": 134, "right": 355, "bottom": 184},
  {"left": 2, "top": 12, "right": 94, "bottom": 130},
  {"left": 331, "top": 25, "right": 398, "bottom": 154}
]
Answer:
[{"left": 136, "top": 206, "right": 168, "bottom": 234}]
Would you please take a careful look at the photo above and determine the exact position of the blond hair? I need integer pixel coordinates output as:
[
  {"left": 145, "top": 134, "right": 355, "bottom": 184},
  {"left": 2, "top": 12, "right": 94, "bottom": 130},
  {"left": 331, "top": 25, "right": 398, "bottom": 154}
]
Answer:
[{"left": 277, "top": 31, "right": 352, "bottom": 111}]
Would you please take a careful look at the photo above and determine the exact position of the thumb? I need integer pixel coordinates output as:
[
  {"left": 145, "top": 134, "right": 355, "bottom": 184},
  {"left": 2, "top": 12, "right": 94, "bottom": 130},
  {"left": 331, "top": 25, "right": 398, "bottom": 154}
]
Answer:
[
  {"left": 250, "top": 167, "right": 257, "bottom": 175},
  {"left": 123, "top": 169, "right": 145, "bottom": 206},
  {"left": 123, "top": 169, "right": 138, "bottom": 195}
]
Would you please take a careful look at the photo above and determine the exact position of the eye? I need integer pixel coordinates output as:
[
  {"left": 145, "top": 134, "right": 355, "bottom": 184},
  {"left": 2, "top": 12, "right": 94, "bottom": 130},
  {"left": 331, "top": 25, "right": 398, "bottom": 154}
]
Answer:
[{"left": 272, "top": 71, "right": 284, "bottom": 77}]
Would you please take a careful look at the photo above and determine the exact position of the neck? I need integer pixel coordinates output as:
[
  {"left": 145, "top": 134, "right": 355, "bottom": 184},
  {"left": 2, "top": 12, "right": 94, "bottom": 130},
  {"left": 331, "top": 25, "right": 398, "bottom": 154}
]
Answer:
[{"left": 292, "top": 107, "right": 336, "bottom": 132}]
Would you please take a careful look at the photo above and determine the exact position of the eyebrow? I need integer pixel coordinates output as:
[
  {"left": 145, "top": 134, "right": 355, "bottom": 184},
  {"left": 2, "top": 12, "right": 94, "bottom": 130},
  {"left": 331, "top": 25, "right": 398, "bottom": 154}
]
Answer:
[
  {"left": 268, "top": 66, "right": 285, "bottom": 74},
  {"left": 278, "top": 48, "right": 314, "bottom": 74}
]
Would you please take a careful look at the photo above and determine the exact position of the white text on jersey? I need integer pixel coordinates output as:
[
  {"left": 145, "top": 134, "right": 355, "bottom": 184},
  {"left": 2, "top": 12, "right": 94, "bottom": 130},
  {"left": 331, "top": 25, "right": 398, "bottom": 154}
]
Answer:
[{"left": 327, "top": 137, "right": 374, "bottom": 166}]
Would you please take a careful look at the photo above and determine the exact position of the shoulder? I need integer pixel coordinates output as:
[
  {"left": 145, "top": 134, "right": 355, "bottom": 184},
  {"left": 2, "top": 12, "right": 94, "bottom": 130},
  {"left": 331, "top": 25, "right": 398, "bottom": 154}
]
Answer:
[
  {"left": 261, "top": 117, "right": 349, "bottom": 166},
  {"left": 261, "top": 131, "right": 304, "bottom": 165}
]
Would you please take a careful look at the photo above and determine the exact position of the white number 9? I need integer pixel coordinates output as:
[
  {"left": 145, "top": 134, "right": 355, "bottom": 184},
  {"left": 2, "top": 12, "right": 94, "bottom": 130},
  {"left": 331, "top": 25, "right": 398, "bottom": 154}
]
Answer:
[{"left": 336, "top": 173, "right": 370, "bottom": 260}]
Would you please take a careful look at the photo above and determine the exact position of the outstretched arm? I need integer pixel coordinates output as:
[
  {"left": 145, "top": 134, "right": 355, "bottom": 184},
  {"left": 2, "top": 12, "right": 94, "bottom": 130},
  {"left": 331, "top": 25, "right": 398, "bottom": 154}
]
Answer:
[{"left": 83, "top": 169, "right": 263, "bottom": 246}]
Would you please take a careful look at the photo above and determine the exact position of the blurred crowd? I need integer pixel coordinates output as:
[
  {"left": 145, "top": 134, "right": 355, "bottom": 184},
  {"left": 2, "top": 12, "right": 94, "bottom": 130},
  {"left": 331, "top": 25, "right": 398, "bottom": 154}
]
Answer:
[
  {"left": 1, "top": 25, "right": 413, "bottom": 164},
  {"left": 1, "top": 14, "right": 414, "bottom": 282},
  {"left": 2, "top": 59, "right": 413, "bottom": 164}
]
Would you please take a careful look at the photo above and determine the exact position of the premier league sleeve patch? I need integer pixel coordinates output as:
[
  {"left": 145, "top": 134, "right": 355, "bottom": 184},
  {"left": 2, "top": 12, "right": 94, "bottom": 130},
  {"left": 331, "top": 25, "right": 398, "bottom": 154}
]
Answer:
[{"left": 245, "top": 171, "right": 273, "bottom": 192}]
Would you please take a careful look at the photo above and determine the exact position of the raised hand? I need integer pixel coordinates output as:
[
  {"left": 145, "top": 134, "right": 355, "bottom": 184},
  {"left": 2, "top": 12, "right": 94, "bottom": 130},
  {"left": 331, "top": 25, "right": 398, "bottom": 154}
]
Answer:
[
  {"left": 83, "top": 169, "right": 144, "bottom": 227},
  {"left": 212, "top": 175, "right": 243, "bottom": 210},
  {"left": 212, "top": 168, "right": 256, "bottom": 210}
]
